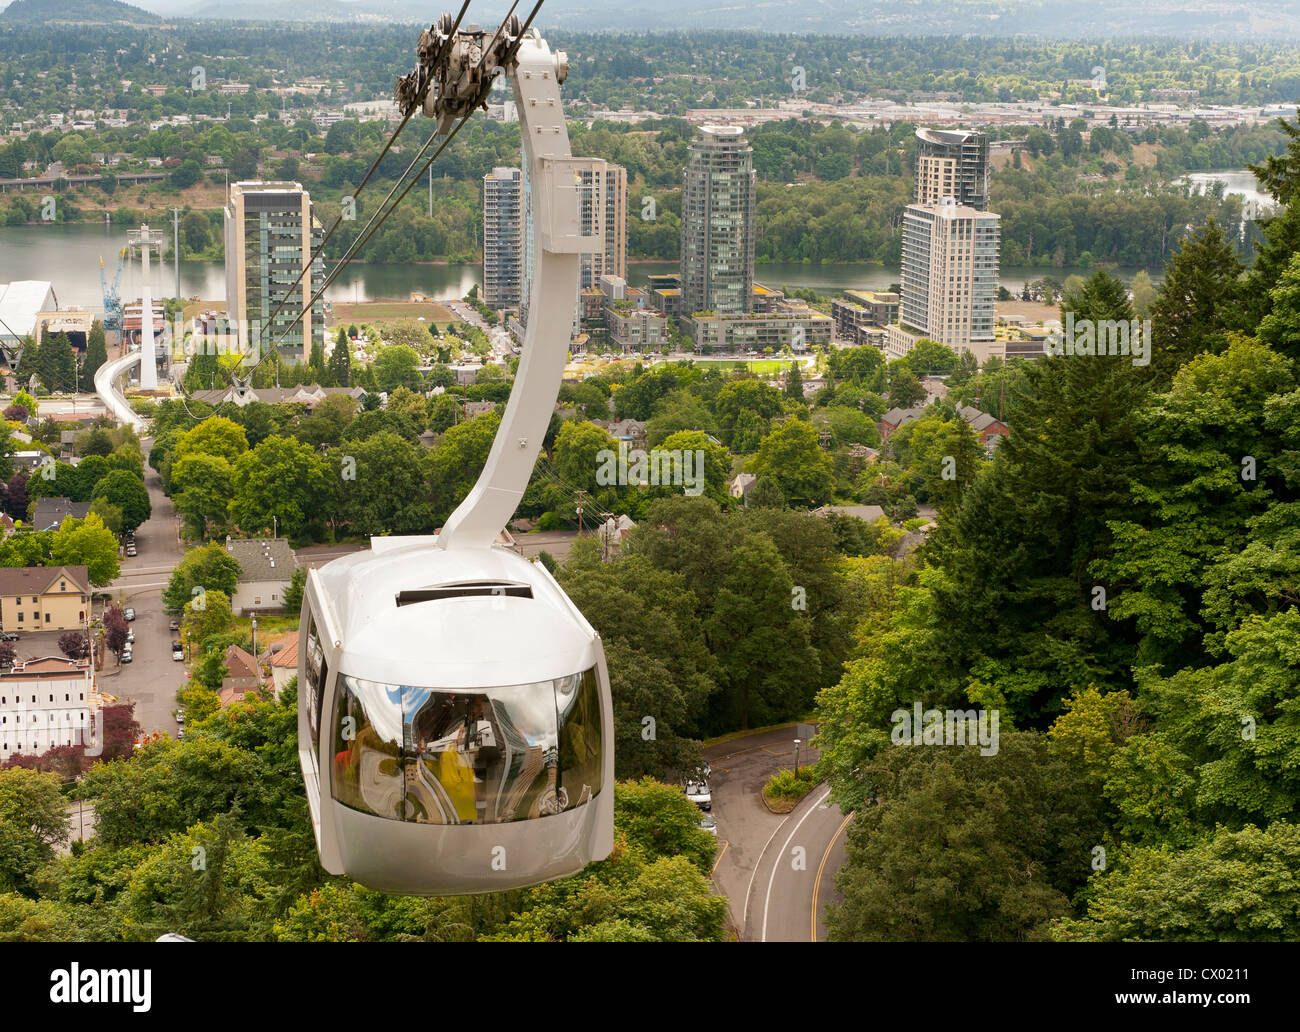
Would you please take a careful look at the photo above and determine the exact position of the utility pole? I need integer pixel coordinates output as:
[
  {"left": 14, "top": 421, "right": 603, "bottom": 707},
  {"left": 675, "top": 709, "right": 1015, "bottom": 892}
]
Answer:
[
  {"left": 171, "top": 206, "right": 181, "bottom": 298},
  {"left": 428, "top": 164, "right": 433, "bottom": 218}
]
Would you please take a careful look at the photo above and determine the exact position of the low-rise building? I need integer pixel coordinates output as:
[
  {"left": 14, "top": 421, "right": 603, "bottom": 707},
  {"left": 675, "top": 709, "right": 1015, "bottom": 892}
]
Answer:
[
  {"left": 607, "top": 304, "right": 669, "bottom": 352},
  {"left": 686, "top": 311, "right": 832, "bottom": 352},
  {"left": 880, "top": 404, "right": 928, "bottom": 439},
  {"left": 813, "top": 504, "right": 887, "bottom": 524},
  {"left": 958, "top": 404, "right": 1010, "bottom": 454},
  {"left": 265, "top": 631, "right": 300, "bottom": 696},
  {"left": 31, "top": 497, "right": 91, "bottom": 531},
  {"left": 729, "top": 472, "right": 757, "bottom": 502},
  {"left": 219, "top": 645, "right": 263, "bottom": 707},
  {"left": 224, "top": 538, "right": 298, "bottom": 616},
  {"left": 189, "top": 384, "right": 366, "bottom": 409},
  {"left": 0, "top": 656, "right": 93, "bottom": 760},
  {"left": 832, "top": 291, "right": 899, "bottom": 344},
  {"left": 0, "top": 565, "right": 91, "bottom": 632}
]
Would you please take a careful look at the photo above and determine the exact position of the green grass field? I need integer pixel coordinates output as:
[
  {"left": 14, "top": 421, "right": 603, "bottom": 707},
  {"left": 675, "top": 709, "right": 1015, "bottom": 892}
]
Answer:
[
  {"left": 328, "top": 300, "right": 455, "bottom": 327},
  {"left": 689, "top": 358, "right": 789, "bottom": 374}
]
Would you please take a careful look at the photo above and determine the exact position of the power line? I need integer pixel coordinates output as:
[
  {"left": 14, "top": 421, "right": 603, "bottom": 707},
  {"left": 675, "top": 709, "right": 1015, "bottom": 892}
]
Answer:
[
  {"left": 265, "top": 3, "right": 542, "bottom": 355},
  {"left": 257, "top": 0, "right": 474, "bottom": 338}
]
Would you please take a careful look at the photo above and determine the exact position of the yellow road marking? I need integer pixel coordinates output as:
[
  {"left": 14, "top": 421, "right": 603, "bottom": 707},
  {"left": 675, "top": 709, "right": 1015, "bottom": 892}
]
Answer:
[
  {"left": 711, "top": 839, "right": 729, "bottom": 875},
  {"left": 811, "top": 811, "right": 854, "bottom": 942}
]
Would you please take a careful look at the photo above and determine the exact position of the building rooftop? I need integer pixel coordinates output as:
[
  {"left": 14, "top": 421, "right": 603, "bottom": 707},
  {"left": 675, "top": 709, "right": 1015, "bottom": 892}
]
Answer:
[
  {"left": 224, "top": 538, "right": 298, "bottom": 583},
  {"left": 813, "top": 504, "right": 887, "bottom": 523},
  {"left": 30, "top": 498, "right": 92, "bottom": 531},
  {"left": 0, "top": 281, "right": 55, "bottom": 340},
  {"left": 0, "top": 565, "right": 89, "bottom": 597}
]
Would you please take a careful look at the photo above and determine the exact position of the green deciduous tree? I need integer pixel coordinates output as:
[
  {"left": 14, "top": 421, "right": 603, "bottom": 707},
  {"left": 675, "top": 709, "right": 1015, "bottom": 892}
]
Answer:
[
  {"left": 0, "top": 768, "right": 69, "bottom": 896},
  {"left": 1055, "top": 822, "right": 1300, "bottom": 942},
  {"left": 88, "top": 470, "right": 151, "bottom": 532},
  {"left": 749, "top": 418, "right": 834, "bottom": 507},
  {"left": 163, "top": 543, "right": 242, "bottom": 616},
  {"left": 229, "top": 436, "right": 329, "bottom": 540}
]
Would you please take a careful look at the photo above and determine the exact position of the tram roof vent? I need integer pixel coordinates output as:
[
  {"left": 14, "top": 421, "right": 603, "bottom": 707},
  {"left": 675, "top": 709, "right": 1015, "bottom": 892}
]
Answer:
[{"left": 395, "top": 581, "right": 534, "bottom": 607}]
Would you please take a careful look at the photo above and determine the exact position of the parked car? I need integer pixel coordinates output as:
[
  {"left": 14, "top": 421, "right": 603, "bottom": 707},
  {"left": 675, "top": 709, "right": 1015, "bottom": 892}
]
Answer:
[
  {"left": 120, "top": 648, "right": 133, "bottom": 664},
  {"left": 168, "top": 619, "right": 180, "bottom": 632},
  {"left": 177, "top": 728, "right": 185, "bottom": 740},
  {"left": 697, "top": 813, "right": 717, "bottom": 836},
  {"left": 126, "top": 629, "right": 135, "bottom": 644},
  {"left": 123, "top": 607, "right": 136, "bottom": 621},
  {"left": 172, "top": 644, "right": 184, "bottom": 662},
  {"left": 125, "top": 546, "right": 137, "bottom": 557},
  {"left": 0, "top": 631, "right": 18, "bottom": 642},
  {"left": 685, "top": 779, "right": 711, "bottom": 811}
]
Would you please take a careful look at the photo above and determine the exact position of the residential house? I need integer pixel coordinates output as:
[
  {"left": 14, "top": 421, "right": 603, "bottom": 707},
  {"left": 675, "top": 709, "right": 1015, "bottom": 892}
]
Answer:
[
  {"left": 218, "top": 645, "right": 263, "bottom": 707},
  {"left": 0, "top": 565, "right": 91, "bottom": 632},
  {"left": 224, "top": 538, "right": 298, "bottom": 616},
  {"left": 958, "top": 405, "right": 1009, "bottom": 454},
  {"left": 30, "top": 498, "right": 92, "bottom": 532},
  {"left": 596, "top": 514, "right": 636, "bottom": 557},
  {"left": 879, "top": 405, "right": 928, "bottom": 440},
  {"left": 812, "top": 504, "right": 887, "bottom": 524},
  {"left": 729, "top": 472, "right": 757, "bottom": 502},
  {"left": 601, "top": 418, "right": 648, "bottom": 450},
  {"left": 264, "top": 631, "right": 300, "bottom": 696}
]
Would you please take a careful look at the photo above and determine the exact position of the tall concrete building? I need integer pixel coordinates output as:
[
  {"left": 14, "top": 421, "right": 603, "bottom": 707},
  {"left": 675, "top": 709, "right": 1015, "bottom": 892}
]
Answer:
[
  {"left": 577, "top": 159, "right": 628, "bottom": 290},
  {"left": 914, "top": 128, "right": 989, "bottom": 211},
  {"left": 223, "top": 181, "right": 325, "bottom": 363},
  {"left": 519, "top": 157, "right": 627, "bottom": 331},
  {"left": 894, "top": 197, "right": 1001, "bottom": 361},
  {"left": 680, "top": 125, "right": 756, "bottom": 317},
  {"left": 482, "top": 166, "right": 523, "bottom": 308}
]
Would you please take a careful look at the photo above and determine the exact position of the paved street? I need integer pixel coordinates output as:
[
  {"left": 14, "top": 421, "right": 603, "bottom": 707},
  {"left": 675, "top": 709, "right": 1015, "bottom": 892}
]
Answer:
[
  {"left": 703, "top": 725, "right": 851, "bottom": 942},
  {"left": 103, "top": 437, "right": 186, "bottom": 738}
]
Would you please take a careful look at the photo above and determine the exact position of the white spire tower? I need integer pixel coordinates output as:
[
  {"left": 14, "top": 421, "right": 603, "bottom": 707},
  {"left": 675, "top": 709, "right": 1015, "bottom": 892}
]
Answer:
[{"left": 127, "top": 223, "right": 166, "bottom": 390}]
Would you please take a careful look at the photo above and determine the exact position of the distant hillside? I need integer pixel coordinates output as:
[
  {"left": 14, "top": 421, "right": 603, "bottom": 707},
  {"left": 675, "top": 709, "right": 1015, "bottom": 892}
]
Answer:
[
  {"left": 0, "top": 0, "right": 161, "bottom": 23},
  {"left": 113, "top": 0, "right": 1300, "bottom": 37}
]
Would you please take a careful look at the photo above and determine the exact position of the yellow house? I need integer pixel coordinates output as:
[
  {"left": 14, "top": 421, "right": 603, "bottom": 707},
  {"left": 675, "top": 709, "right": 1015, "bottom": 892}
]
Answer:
[{"left": 0, "top": 566, "right": 91, "bottom": 633}]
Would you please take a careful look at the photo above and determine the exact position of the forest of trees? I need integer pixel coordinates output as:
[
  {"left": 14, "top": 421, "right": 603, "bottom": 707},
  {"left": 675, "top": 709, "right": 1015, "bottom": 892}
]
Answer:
[{"left": 815, "top": 118, "right": 1300, "bottom": 941}]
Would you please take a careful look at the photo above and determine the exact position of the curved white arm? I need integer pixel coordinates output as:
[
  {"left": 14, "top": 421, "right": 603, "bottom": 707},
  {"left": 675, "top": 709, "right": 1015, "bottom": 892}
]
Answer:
[{"left": 437, "top": 33, "right": 594, "bottom": 550}]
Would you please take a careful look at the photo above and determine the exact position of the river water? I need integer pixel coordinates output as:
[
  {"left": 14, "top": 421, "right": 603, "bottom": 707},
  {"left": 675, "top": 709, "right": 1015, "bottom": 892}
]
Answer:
[
  {"left": 0, "top": 220, "right": 1163, "bottom": 319},
  {"left": 1180, "top": 169, "right": 1276, "bottom": 217}
]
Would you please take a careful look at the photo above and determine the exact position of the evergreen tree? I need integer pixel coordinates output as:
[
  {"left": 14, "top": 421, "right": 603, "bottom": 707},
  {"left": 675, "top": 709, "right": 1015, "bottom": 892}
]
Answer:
[
  {"left": 1241, "top": 200, "right": 1300, "bottom": 331},
  {"left": 307, "top": 339, "right": 331, "bottom": 387},
  {"left": 784, "top": 360, "right": 803, "bottom": 400},
  {"left": 1248, "top": 109, "right": 1300, "bottom": 208},
  {"left": 329, "top": 328, "right": 351, "bottom": 387},
  {"left": 34, "top": 332, "right": 77, "bottom": 393},
  {"left": 1147, "top": 219, "right": 1242, "bottom": 385},
  {"left": 926, "top": 269, "right": 1152, "bottom": 721},
  {"left": 82, "top": 320, "right": 108, "bottom": 393}
]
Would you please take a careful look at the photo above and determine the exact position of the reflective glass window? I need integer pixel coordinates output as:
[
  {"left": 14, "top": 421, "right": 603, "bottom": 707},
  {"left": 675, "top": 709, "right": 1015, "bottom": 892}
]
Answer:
[
  {"left": 331, "top": 668, "right": 602, "bottom": 824},
  {"left": 303, "top": 613, "right": 328, "bottom": 751}
]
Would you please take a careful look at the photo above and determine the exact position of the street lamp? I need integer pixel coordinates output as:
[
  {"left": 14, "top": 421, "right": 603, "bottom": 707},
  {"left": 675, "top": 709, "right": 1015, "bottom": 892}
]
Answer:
[
  {"left": 251, "top": 614, "right": 258, "bottom": 660},
  {"left": 793, "top": 737, "right": 802, "bottom": 773}
]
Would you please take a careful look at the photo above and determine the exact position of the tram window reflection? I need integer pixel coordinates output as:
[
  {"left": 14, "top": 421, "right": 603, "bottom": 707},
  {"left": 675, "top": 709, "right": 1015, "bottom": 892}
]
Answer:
[
  {"left": 556, "top": 667, "right": 602, "bottom": 811},
  {"left": 304, "top": 615, "right": 329, "bottom": 751},
  {"left": 333, "top": 676, "right": 404, "bottom": 820},
  {"left": 330, "top": 669, "right": 602, "bottom": 824}
]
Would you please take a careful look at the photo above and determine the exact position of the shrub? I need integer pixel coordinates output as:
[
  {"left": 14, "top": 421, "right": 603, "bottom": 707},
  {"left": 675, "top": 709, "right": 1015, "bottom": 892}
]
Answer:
[{"left": 763, "top": 765, "right": 819, "bottom": 813}]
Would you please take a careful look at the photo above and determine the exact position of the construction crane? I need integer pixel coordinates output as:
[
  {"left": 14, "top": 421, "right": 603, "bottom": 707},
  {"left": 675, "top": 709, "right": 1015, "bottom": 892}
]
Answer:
[{"left": 99, "top": 248, "right": 126, "bottom": 335}]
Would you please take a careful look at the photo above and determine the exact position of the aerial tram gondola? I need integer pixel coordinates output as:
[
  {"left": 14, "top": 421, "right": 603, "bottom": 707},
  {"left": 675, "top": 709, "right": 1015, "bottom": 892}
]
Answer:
[{"left": 296, "top": 8, "right": 614, "bottom": 895}]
